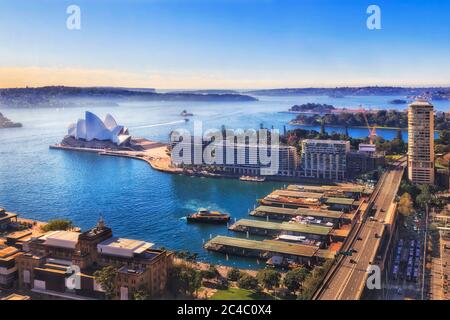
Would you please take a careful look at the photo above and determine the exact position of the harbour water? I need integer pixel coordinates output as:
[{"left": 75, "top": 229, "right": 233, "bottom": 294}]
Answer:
[{"left": 0, "top": 95, "right": 447, "bottom": 269}]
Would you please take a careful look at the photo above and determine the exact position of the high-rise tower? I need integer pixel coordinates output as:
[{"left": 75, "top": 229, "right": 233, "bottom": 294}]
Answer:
[{"left": 408, "top": 100, "right": 435, "bottom": 184}]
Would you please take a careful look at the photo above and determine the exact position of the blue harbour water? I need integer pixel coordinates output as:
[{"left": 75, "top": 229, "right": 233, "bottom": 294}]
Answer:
[{"left": 0, "top": 95, "right": 447, "bottom": 269}]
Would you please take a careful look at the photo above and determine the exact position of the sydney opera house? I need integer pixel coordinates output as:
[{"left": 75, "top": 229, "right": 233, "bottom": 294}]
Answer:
[{"left": 67, "top": 111, "right": 131, "bottom": 146}]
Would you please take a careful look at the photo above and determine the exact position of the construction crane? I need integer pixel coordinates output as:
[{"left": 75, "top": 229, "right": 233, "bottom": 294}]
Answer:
[{"left": 361, "top": 106, "right": 377, "bottom": 144}]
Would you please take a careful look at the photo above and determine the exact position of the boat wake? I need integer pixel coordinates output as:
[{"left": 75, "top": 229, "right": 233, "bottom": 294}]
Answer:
[{"left": 131, "top": 119, "right": 186, "bottom": 129}]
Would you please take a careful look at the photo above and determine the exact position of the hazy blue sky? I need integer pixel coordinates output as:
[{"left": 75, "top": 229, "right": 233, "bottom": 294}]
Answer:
[{"left": 1, "top": 0, "right": 449, "bottom": 88}]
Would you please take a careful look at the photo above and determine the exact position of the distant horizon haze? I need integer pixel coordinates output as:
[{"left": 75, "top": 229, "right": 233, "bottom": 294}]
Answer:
[{"left": 1, "top": 0, "right": 449, "bottom": 89}]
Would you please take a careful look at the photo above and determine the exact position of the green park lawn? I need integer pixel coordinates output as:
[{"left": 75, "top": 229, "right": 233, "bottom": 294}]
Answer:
[{"left": 210, "top": 287, "right": 276, "bottom": 300}]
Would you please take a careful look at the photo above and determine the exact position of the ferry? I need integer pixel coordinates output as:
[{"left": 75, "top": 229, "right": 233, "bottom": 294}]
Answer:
[
  {"left": 180, "top": 110, "right": 194, "bottom": 117},
  {"left": 186, "top": 208, "right": 230, "bottom": 224},
  {"left": 239, "top": 175, "right": 266, "bottom": 182}
]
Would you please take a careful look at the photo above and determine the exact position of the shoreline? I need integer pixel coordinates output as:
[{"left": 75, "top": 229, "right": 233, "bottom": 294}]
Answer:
[
  {"left": 50, "top": 140, "right": 339, "bottom": 184},
  {"left": 49, "top": 141, "right": 183, "bottom": 175},
  {"left": 288, "top": 122, "right": 442, "bottom": 133}
]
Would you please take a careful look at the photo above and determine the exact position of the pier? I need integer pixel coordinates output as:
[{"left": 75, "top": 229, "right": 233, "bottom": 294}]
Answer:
[
  {"left": 229, "top": 219, "right": 332, "bottom": 241},
  {"left": 204, "top": 236, "right": 321, "bottom": 265},
  {"left": 208, "top": 182, "right": 370, "bottom": 266},
  {"left": 250, "top": 205, "right": 343, "bottom": 224}
]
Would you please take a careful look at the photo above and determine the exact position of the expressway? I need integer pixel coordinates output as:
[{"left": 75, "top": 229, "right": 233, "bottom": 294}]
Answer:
[{"left": 317, "top": 162, "right": 405, "bottom": 300}]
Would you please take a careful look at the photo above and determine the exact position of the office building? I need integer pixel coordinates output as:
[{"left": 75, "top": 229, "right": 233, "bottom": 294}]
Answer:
[{"left": 301, "top": 139, "right": 350, "bottom": 181}]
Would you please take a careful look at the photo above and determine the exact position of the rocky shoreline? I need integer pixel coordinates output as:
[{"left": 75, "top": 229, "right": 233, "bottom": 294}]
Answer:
[{"left": 0, "top": 112, "right": 22, "bottom": 129}]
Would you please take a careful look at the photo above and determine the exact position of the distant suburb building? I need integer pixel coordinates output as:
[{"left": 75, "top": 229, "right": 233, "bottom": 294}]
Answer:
[
  {"left": 16, "top": 219, "right": 173, "bottom": 300},
  {"left": 408, "top": 100, "right": 435, "bottom": 184},
  {"left": 301, "top": 139, "right": 350, "bottom": 181}
]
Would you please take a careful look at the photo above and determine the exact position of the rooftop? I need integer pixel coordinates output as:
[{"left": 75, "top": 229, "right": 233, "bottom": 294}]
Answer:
[
  {"left": 302, "top": 139, "right": 350, "bottom": 145},
  {"left": 40, "top": 230, "right": 80, "bottom": 249},
  {"left": 97, "top": 237, "right": 154, "bottom": 258},
  {"left": 324, "top": 197, "right": 355, "bottom": 206},
  {"left": 271, "top": 190, "right": 323, "bottom": 199},
  {"left": 1, "top": 294, "right": 31, "bottom": 301},
  {"left": 294, "top": 208, "right": 343, "bottom": 219},
  {"left": 253, "top": 206, "right": 297, "bottom": 215},
  {"left": 0, "top": 246, "right": 20, "bottom": 259},
  {"left": 0, "top": 210, "right": 17, "bottom": 222},
  {"left": 409, "top": 100, "right": 433, "bottom": 108},
  {"left": 207, "top": 236, "right": 319, "bottom": 257},
  {"left": 287, "top": 184, "right": 369, "bottom": 194}
]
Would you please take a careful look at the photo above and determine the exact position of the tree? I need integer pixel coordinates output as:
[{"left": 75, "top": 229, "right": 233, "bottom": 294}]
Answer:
[
  {"left": 168, "top": 264, "right": 202, "bottom": 297},
  {"left": 133, "top": 288, "right": 150, "bottom": 300},
  {"left": 283, "top": 268, "right": 310, "bottom": 293},
  {"left": 227, "top": 268, "right": 241, "bottom": 282},
  {"left": 398, "top": 193, "right": 414, "bottom": 217},
  {"left": 257, "top": 269, "right": 281, "bottom": 290},
  {"left": 237, "top": 273, "right": 259, "bottom": 290},
  {"left": 41, "top": 219, "right": 73, "bottom": 232},
  {"left": 416, "top": 185, "right": 432, "bottom": 209},
  {"left": 399, "top": 181, "right": 420, "bottom": 199},
  {"left": 94, "top": 266, "right": 118, "bottom": 300},
  {"left": 395, "top": 128, "right": 403, "bottom": 142},
  {"left": 201, "top": 264, "right": 220, "bottom": 280}
]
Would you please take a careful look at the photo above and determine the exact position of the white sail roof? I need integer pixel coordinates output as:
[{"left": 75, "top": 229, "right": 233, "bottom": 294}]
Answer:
[{"left": 68, "top": 111, "right": 131, "bottom": 145}]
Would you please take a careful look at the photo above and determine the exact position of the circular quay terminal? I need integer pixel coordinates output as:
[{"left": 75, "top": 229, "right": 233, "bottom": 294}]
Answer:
[{"left": 0, "top": 0, "right": 449, "bottom": 317}]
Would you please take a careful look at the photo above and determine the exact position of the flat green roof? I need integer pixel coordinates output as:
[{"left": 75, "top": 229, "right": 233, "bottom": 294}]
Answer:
[
  {"left": 207, "top": 236, "right": 318, "bottom": 257},
  {"left": 294, "top": 208, "right": 343, "bottom": 219},
  {"left": 253, "top": 206, "right": 297, "bottom": 215},
  {"left": 325, "top": 197, "right": 355, "bottom": 206},
  {"left": 232, "top": 219, "right": 332, "bottom": 236},
  {"left": 287, "top": 184, "right": 369, "bottom": 194},
  {"left": 271, "top": 190, "right": 323, "bottom": 199}
]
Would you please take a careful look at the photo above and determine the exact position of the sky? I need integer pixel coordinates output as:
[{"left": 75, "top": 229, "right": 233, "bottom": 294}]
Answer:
[{"left": 0, "top": 0, "right": 450, "bottom": 89}]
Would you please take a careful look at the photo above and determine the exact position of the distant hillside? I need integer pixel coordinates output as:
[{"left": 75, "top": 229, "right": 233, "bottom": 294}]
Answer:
[
  {"left": 171, "top": 89, "right": 240, "bottom": 95},
  {"left": 0, "top": 86, "right": 257, "bottom": 108},
  {"left": 246, "top": 86, "right": 450, "bottom": 100},
  {"left": 0, "top": 112, "right": 22, "bottom": 128}
]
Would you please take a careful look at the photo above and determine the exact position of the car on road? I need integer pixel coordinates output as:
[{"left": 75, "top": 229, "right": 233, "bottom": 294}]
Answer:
[
  {"left": 357, "top": 236, "right": 362, "bottom": 241},
  {"left": 350, "top": 259, "right": 357, "bottom": 264}
]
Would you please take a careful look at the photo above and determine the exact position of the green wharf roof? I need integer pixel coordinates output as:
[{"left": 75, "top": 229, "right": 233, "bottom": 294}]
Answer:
[
  {"left": 324, "top": 197, "right": 356, "bottom": 206},
  {"left": 232, "top": 219, "right": 332, "bottom": 236},
  {"left": 207, "top": 236, "right": 319, "bottom": 257}
]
